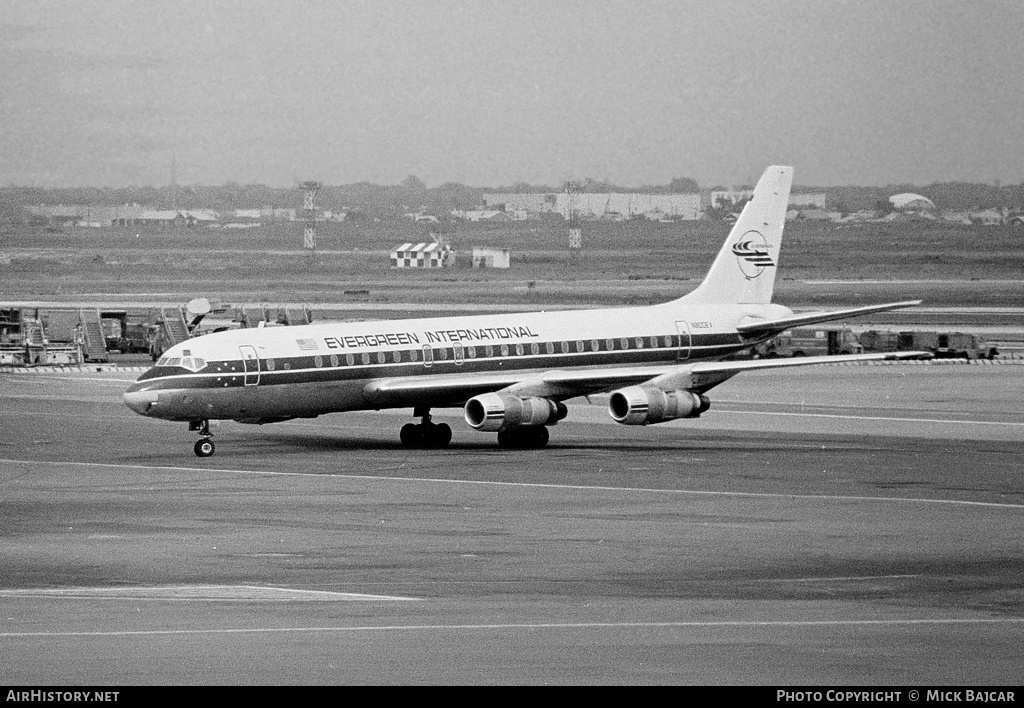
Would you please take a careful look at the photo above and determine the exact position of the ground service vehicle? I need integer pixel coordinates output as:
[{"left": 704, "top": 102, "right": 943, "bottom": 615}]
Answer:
[
  {"left": 860, "top": 330, "right": 997, "bottom": 360},
  {"left": 758, "top": 327, "right": 863, "bottom": 357}
]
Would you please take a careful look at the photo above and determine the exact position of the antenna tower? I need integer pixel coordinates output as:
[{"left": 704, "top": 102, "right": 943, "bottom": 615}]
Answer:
[
  {"left": 565, "top": 180, "right": 582, "bottom": 264},
  {"left": 300, "top": 181, "right": 322, "bottom": 252}
]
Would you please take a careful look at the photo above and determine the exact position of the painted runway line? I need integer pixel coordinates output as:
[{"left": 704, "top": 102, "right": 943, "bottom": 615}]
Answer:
[
  {"left": 2, "top": 617, "right": 1022, "bottom": 639},
  {"left": 2, "top": 458, "right": 1022, "bottom": 510},
  {"left": 0, "top": 585, "right": 420, "bottom": 602}
]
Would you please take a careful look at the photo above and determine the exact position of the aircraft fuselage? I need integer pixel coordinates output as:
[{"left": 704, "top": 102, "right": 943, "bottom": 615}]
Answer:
[{"left": 123, "top": 301, "right": 789, "bottom": 424}]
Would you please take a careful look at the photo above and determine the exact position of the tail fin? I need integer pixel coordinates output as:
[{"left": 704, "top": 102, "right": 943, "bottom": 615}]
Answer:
[{"left": 680, "top": 165, "right": 793, "bottom": 305}]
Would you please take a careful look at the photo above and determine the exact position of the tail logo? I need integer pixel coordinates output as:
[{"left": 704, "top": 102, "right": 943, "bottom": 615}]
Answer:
[{"left": 731, "top": 230, "right": 775, "bottom": 279}]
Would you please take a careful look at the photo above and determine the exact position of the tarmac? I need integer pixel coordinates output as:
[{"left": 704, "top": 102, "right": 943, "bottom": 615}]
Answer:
[{"left": 0, "top": 364, "right": 1021, "bottom": 685}]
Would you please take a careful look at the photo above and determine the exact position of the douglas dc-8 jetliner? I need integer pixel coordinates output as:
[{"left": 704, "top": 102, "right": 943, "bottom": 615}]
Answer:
[{"left": 124, "top": 166, "right": 925, "bottom": 457}]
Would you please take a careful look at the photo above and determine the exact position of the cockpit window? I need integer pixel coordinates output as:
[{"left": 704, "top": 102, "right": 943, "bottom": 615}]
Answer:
[{"left": 156, "top": 355, "right": 206, "bottom": 372}]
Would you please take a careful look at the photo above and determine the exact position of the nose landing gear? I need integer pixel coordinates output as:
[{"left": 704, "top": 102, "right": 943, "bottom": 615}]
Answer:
[
  {"left": 400, "top": 407, "right": 452, "bottom": 449},
  {"left": 190, "top": 419, "right": 215, "bottom": 457}
]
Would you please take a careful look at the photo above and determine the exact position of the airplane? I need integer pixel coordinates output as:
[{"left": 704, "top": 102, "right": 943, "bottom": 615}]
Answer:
[{"left": 124, "top": 166, "right": 926, "bottom": 457}]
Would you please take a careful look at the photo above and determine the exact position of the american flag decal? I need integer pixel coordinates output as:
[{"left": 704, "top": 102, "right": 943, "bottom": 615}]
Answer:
[{"left": 295, "top": 338, "right": 320, "bottom": 351}]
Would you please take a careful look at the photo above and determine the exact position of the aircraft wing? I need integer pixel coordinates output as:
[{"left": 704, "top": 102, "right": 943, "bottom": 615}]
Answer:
[
  {"left": 543, "top": 350, "right": 930, "bottom": 394},
  {"left": 363, "top": 365, "right": 672, "bottom": 407},
  {"left": 364, "top": 350, "right": 930, "bottom": 407},
  {"left": 736, "top": 300, "right": 922, "bottom": 338}
]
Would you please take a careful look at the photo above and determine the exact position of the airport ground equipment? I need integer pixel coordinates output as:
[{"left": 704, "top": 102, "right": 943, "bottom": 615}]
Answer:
[
  {"left": 0, "top": 307, "right": 84, "bottom": 365},
  {"left": 758, "top": 326, "right": 863, "bottom": 358},
  {"left": 149, "top": 307, "right": 190, "bottom": 360},
  {"left": 278, "top": 305, "right": 313, "bottom": 326},
  {"left": 77, "top": 309, "right": 109, "bottom": 362},
  {"left": 860, "top": 330, "right": 997, "bottom": 360}
]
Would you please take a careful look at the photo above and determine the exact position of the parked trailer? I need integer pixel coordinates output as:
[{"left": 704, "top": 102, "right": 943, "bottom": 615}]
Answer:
[
  {"left": 756, "top": 327, "right": 863, "bottom": 358},
  {"left": 860, "top": 330, "right": 998, "bottom": 360}
]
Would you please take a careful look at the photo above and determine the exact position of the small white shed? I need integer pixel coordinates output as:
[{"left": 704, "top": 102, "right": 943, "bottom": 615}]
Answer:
[{"left": 471, "top": 248, "right": 511, "bottom": 269}]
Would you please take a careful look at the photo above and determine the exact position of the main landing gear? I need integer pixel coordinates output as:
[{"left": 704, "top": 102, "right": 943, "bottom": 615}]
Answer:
[
  {"left": 190, "top": 419, "right": 215, "bottom": 457},
  {"left": 400, "top": 407, "right": 453, "bottom": 449}
]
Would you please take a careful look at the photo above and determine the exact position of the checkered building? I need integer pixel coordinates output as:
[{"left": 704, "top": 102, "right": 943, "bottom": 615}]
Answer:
[{"left": 390, "top": 242, "right": 455, "bottom": 268}]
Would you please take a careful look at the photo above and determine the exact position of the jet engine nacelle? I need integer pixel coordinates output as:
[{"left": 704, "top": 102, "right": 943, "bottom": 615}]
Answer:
[
  {"left": 608, "top": 386, "right": 711, "bottom": 425},
  {"left": 464, "top": 393, "right": 568, "bottom": 432}
]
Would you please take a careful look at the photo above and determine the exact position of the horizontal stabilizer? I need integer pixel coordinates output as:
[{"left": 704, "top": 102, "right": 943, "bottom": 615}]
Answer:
[{"left": 736, "top": 300, "right": 922, "bottom": 337}]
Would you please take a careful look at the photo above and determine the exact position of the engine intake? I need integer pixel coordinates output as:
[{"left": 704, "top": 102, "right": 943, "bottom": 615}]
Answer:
[
  {"left": 464, "top": 393, "right": 568, "bottom": 432},
  {"left": 608, "top": 386, "right": 710, "bottom": 425}
]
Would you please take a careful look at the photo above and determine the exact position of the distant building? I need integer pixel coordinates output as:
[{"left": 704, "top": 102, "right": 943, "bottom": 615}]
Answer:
[
  {"left": 484, "top": 192, "right": 702, "bottom": 220},
  {"left": 712, "top": 190, "right": 826, "bottom": 210},
  {"left": 968, "top": 208, "right": 1006, "bottom": 225},
  {"left": 26, "top": 203, "right": 148, "bottom": 227},
  {"left": 451, "top": 209, "right": 513, "bottom": 222},
  {"left": 390, "top": 242, "right": 455, "bottom": 268},
  {"left": 482, "top": 193, "right": 555, "bottom": 213},
  {"left": 471, "top": 248, "right": 511, "bottom": 268},
  {"left": 137, "top": 209, "right": 219, "bottom": 227},
  {"left": 790, "top": 193, "right": 827, "bottom": 209},
  {"left": 889, "top": 193, "right": 936, "bottom": 212},
  {"left": 709, "top": 190, "right": 754, "bottom": 209}
]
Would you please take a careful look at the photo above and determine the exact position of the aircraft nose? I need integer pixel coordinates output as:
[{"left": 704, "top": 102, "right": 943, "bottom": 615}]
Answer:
[{"left": 123, "top": 388, "right": 160, "bottom": 416}]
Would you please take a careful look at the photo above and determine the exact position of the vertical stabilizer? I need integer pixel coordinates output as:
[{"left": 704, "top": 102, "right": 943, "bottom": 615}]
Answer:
[{"left": 681, "top": 165, "right": 793, "bottom": 305}]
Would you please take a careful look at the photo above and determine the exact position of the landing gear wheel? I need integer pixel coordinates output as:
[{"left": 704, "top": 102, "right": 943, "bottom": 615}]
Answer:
[
  {"left": 532, "top": 426, "right": 549, "bottom": 448},
  {"left": 399, "top": 421, "right": 452, "bottom": 449},
  {"left": 433, "top": 423, "right": 452, "bottom": 448},
  {"left": 400, "top": 423, "right": 421, "bottom": 447},
  {"left": 194, "top": 438, "right": 215, "bottom": 457}
]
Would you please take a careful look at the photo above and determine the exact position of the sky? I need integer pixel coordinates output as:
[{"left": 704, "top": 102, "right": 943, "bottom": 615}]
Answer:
[{"left": 2, "top": 0, "right": 1022, "bottom": 189}]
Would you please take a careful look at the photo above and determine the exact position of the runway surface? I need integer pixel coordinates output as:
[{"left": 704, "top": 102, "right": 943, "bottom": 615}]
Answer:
[{"left": 1, "top": 365, "right": 1022, "bottom": 685}]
